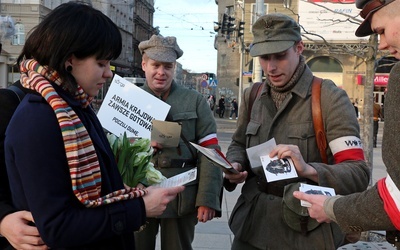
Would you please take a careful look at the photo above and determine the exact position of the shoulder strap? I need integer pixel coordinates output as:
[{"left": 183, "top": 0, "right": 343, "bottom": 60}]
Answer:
[
  {"left": 8, "top": 84, "right": 25, "bottom": 102},
  {"left": 247, "top": 82, "right": 263, "bottom": 122},
  {"left": 311, "top": 76, "right": 328, "bottom": 164}
]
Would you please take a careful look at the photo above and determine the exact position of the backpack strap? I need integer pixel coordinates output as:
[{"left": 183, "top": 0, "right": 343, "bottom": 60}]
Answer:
[
  {"left": 8, "top": 83, "right": 25, "bottom": 102},
  {"left": 311, "top": 76, "right": 328, "bottom": 164},
  {"left": 247, "top": 82, "right": 263, "bottom": 122}
]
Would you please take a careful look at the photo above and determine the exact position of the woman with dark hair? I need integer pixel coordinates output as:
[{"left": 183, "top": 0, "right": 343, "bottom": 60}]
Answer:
[{"left": 3, "top": 2, "right": 183, "bottom": 249}]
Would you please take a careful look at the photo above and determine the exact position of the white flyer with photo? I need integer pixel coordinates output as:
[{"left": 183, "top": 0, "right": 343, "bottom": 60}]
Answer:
[
  {"left": 299, "top": 183, "right": 336, "bottom": 207},
  {"left": 153, "top": 168, "right": 197, "bottom": 188},
  {"left": 97, "top": 74, "right": 170, "bottom": 139},
  {"left": 260, "top": 155, "right": 298, "bottom": 182}
]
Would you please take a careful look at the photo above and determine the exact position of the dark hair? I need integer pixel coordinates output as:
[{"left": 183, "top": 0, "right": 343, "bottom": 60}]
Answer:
[{"left": 17, "top": 2, "right": 122, "bottom": 88}]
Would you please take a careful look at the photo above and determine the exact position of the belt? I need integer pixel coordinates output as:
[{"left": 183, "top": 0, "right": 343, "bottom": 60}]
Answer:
[
  {"left": 256, "top": 177, "right": 286, "bottom": 197},
  {"left": 256, "top": 176, "right": 312, "bottom": 197},
  {"left": 156, "top": 157, "right": 196, "bottom": 168},
  {"left": 171, "top": 159, "right": 196, "bottom": 168}
]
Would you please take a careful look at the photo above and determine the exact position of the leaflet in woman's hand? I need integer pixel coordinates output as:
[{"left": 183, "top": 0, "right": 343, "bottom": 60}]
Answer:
[{"left": 153, "top": 168, "right": 197, "bottom": 188}]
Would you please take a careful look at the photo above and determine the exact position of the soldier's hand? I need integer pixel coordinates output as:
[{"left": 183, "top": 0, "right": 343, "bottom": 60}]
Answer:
[{"left": 224, "top": 162, "right": 247, "bottom": 184}]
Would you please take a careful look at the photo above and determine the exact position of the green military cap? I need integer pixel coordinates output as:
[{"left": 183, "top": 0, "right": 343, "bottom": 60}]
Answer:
[
  {"left": 138, "top": 35, "right": 183, "bottom": 63},
  {"left": 250, "top": 13, "right": 301, "bottom": 57},
  {"left": 355, "top": 0, "right": 395, "bottom": 37}
]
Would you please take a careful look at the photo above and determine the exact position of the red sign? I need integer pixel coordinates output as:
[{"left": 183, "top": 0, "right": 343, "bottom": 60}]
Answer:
[{"left": 356, "top": 74, "right": 389, "bottom": 86}]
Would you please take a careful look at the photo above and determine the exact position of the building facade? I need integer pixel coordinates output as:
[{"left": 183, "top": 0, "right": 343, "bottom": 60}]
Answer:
[
  {"left": 214, "top": 0, "right": 393, "bottom": 118},
  {"left": 0, "top": 0, "right": 155, "bottom": 88}
]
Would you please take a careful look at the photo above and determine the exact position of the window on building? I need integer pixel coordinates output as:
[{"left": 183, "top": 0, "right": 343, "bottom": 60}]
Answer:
[
  {"left": 307, "top": 56, "right": 342, "bottom": 72},
  {"left": 12, "top": 23, "right": 25, "bottom": 45},
  {"left": 307, "top": 56, "right": 343, "bottom": 87},
  {"left": 250, "top": 3, "right": 268, "bottom": 32}
]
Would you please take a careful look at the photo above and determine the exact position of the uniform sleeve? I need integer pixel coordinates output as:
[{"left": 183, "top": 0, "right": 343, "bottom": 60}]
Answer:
[
  {"left": 325, "top": 63, "right": 400, "bottom": 233},
  {"left": 5, "top": 98, "right": 146, "bottom": 248},
  {"left": 330, "top": 185, "right": 395, "bottom": 232},
  {"left": 310, "top": 80, "right": 370, "bottom": 195},
  {"left": 226, "top": 86, "right": 251, "bottom": 167},
  {"left": 194, "top": 94, "right": 223, "bottom": 211}
]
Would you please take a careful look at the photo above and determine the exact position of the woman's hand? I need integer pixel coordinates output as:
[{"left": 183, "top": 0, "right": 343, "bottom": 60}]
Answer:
[{"left": 142, "top": 186, "right": 185, "bottom": 217}]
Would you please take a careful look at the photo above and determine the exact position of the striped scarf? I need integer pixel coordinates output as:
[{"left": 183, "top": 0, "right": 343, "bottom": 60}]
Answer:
[{"left": 20, "top": 59, "right": 146, "bottom": 208}]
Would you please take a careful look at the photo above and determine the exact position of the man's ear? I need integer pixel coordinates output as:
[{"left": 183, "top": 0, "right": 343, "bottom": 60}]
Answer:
[
  {"left": 296, "top": 41, "right": 305, "bottom": 55},
  {"left": 141, "top": 60, "right": 147, "bottom": 71}
]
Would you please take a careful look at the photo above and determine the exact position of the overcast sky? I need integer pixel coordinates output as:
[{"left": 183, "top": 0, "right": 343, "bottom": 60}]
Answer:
[{"left": 153, "top": 0, "right": 218, "bottom": 74}]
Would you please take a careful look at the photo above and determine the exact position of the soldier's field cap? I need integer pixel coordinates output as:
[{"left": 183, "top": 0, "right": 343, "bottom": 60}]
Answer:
[
  {"left": 250, "top": 13, "right": 301, "bottom": 57},
  {"left": 355, "top": 0, "right": 395, "bottom": 37},
  {"left": 138, "top": 35, "right": 183, "bottom": 63}
]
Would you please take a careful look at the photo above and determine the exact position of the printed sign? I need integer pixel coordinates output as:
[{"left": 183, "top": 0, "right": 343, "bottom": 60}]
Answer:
[{"left": 97, "top": 74, "right": 170, "bottom": 138}]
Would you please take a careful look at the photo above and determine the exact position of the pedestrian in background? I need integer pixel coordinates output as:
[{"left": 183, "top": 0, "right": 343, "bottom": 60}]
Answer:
[
  {"left": 2, "top": 3, "right": 183, "bottom": 249},
  {"left": 223, "top": 13, "right": 368, "bottom": 250},
  {"left": 294, "top": 0, "right": 400, "bottom": 247},
  {"left": 352, "top": 100, "right": 359, "bottom": 118},
  {"left": 218, "top": 95, "right": 225, "bottom": 118},
  {"left": 373, "top": 101, "right": 383, "bottom": 147},
  {"left": 229, "top": 98, "right": 238, "bottom": 119},
  {"left": 135, "top": 34, "right": 223, "bottom": 250},
  {"left": 207, "top": 94, "right": 215, "bottom": 111}
]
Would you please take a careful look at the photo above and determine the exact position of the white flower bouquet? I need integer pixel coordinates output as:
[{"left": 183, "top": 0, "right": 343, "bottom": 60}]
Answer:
[{"left": 107, "top": 132, "right": 166, "bottom": 187}]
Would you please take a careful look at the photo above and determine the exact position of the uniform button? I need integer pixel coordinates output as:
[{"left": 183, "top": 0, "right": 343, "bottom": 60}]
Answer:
[{"left": 302, "top": 133, "right": 307, "bottom": 139}]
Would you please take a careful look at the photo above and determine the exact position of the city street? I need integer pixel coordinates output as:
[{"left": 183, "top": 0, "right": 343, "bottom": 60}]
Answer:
[{"left": 156, "top": 118, "right": 393, "bottom": 250}]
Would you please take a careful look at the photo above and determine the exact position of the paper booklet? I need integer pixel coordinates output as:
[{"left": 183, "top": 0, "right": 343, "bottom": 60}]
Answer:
[
  {"left": 189, "top": 142, "right": 239, "bottom": 174},
  {"left": 153, "top": 168, "right": 197, "bottom": 188}
]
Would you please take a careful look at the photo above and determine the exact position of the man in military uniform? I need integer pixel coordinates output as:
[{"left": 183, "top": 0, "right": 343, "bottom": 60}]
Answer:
[
  {"left": 223, "top": 13, "right": 369, "bottom": 249},
  {"left": 134, "top": 35, "right": 223, "bottom": 250},
  {"left": 294, "top": 0, "right": 400, "bottom": 247}
]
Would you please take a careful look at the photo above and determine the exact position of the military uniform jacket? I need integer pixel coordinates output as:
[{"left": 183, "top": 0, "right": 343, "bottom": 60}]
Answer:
[
  {"left": 142, "top": 81, "right": 223, "bottom": 218},
  {"left": 226, "top": 66, "right": 369, "bottom": 249},
  {"left": 331, "top": 62, "right": 400, "bottom": 233}
]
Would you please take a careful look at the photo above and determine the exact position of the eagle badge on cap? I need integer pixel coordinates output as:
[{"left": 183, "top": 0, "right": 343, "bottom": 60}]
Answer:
[
  {"left": 263, "top": 19, "right": 273, "bottom": 29},
  {"left": 162, "top": 37, "right": 175, "bottom": 46}
]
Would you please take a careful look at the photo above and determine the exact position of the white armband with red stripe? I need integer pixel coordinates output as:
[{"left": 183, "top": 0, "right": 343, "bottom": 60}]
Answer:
[
  {"left": 378, "top": 174, "right": 400, "bottom": 229},
  {"left": 328, "top": 136, "right": 365, "bottom": 163},
  {"left": 385, "top": 174, "right": 400, "bottom": 210},
  {"left": 198, "top": 133, "right": 218, "bottom": 147}
]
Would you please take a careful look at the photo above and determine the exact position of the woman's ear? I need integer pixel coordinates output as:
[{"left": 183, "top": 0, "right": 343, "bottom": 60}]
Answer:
[{"left": 65, "top": 56, "right": 74, "bottom": 71}]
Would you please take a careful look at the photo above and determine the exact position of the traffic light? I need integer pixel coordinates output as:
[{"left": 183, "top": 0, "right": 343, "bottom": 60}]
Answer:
[
  {"left": 238, "top": 21, "right": 245, "bottom": 37},
  {"left": 221, "top": 14, "right": 228, "bottom": 34},
  {"left": 227, "top": 16, "right": 236, "bottom": 35}
]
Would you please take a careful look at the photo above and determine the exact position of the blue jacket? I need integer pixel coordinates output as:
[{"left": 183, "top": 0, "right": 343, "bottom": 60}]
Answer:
[{"left": 5, "top": 84, "right": 146, "bottom": 249}]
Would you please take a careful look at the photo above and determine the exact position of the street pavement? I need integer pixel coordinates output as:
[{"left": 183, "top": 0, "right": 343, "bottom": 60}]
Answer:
[{"left": 156, "top": 118, "right": 394, "bottom": 250}]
